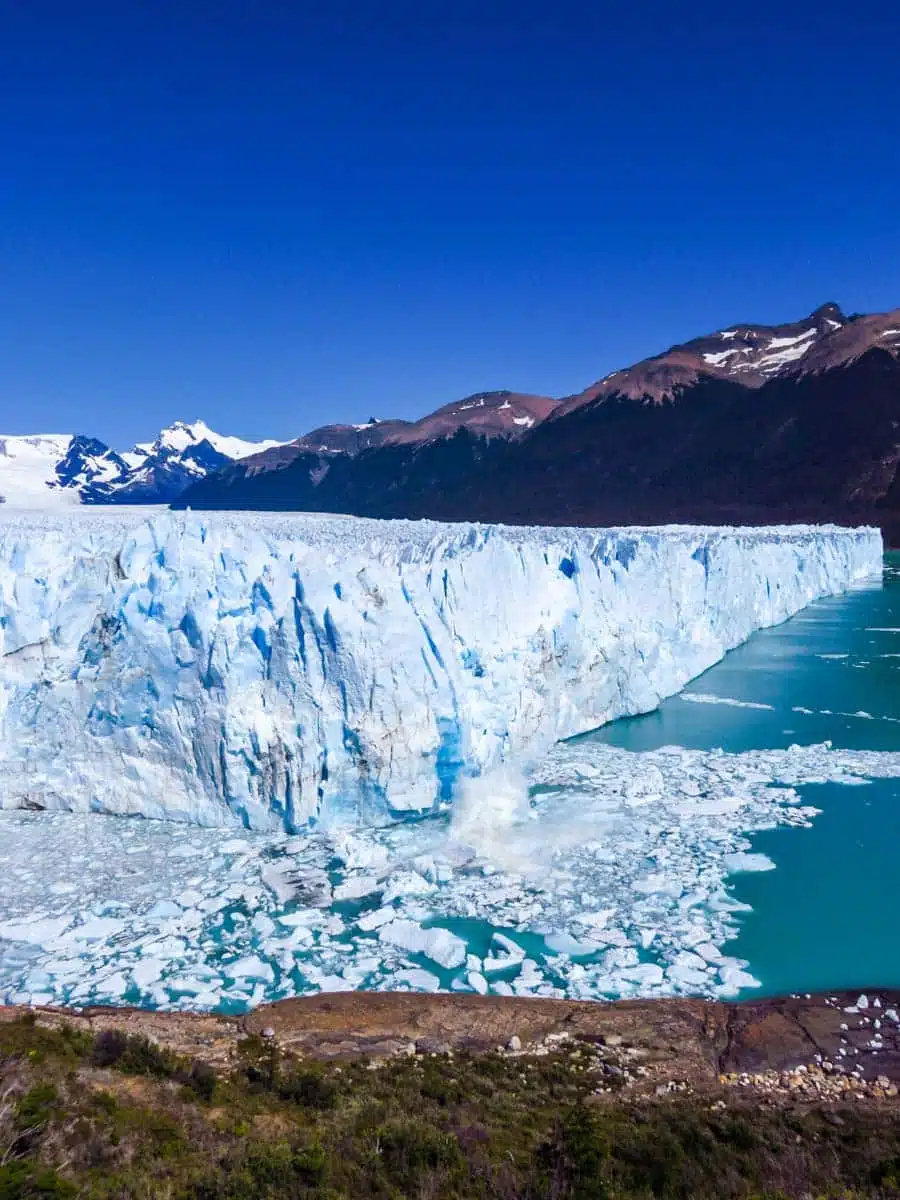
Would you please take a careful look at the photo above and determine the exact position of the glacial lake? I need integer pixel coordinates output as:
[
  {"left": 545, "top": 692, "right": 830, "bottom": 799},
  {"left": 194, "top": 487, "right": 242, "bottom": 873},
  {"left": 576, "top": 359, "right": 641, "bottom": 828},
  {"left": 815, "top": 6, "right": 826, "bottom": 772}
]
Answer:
[
  {"left": 0, "top": 554, "right": 898, "bottom": 1011},
  {"left": 589, "top": 550, "right": 900, "bottom": 996}
]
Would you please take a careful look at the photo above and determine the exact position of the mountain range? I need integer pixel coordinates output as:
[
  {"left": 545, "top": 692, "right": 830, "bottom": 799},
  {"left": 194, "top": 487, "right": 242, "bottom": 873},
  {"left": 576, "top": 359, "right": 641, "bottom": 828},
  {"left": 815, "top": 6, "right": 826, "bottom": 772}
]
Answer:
[
  {"left": 175, "top": 301, "right": 900, "bottom": 542},
  {"left": 7, "top": 301, "right": 900, "bottom": 540},
  {"left": 0, "top": 421, "right": 282, "bottom": 508}
]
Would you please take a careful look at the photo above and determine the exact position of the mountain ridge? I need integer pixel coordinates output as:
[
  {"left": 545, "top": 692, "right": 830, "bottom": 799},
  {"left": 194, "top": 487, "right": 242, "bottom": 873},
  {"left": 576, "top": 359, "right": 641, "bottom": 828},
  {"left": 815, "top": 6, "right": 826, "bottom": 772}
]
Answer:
[
  {"left": 176, "top": 300, "right": 900, "bottom": 544},
  {"left": 7, "top": 300, "right": 900, "bottom": 533}
]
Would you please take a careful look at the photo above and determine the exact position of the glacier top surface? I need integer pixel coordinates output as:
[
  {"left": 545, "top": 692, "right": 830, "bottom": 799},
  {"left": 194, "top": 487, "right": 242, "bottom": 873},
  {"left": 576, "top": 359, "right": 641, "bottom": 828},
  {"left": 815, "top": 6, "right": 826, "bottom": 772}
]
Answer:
[{"left": 0, "top": 506, "right": 880, "bottom": 548}]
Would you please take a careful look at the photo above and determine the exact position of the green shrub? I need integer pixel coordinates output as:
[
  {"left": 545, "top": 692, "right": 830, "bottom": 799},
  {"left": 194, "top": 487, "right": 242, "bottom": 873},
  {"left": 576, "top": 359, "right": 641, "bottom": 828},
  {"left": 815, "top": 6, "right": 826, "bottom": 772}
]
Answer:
[
  {"left": 0, "top": 1019, "right": 91, "bottom": 1067},
  {"left": 537, "top": 1103, "right": 611, "bottom": 1199},
  {"left": 0, "top": 1161, "right": 77, "bottom": 1199},
  {"left": 276, "top": 1069, "right": 336, "bottom": 1110},
  {"left": 15, "top": 1084, "right": 60, "bottom": 1132},
  {"left": 197, "top": 1140, "right": 327, "bottom": 1198},
  {"left": 184, "top": 1060, "right": 217, "bottom": 1103},
  {"left": 235, "top": 1035, "right": 279, "bottom": 1091},
  {"left": 91, "top": 1029, "right": 177, "bottom": 1078},
  {"left": 376, "top": 1119, "right": 463, "bottom": 1189}
]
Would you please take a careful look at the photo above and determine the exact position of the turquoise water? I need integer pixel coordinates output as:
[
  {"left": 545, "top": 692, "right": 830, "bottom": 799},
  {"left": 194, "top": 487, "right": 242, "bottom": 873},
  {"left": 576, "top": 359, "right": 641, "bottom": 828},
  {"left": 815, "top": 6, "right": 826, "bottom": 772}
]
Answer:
[{"left": 586, "top": 553, "right": 900, "bottom": 997}]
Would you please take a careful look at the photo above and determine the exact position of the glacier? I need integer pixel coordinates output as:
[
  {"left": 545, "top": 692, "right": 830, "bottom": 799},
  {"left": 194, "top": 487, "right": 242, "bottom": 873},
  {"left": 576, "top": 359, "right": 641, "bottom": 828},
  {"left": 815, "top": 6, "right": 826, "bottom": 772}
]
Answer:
[{"left": 0, "top": 510, "right": 882, "bottom": 831}]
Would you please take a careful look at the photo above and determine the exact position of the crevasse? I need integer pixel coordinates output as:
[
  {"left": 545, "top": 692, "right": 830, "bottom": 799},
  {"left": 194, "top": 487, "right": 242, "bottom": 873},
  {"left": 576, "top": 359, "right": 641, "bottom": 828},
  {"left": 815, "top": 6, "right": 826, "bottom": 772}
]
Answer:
[{"left": 0, "top": 511, "right": 882, "bottom": 830}]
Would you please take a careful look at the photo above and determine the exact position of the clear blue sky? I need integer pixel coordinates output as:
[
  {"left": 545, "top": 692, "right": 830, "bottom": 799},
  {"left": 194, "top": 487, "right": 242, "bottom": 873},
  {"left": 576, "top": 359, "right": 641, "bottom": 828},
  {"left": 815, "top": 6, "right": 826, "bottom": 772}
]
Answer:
[{"left": 2, "top": 1, "right": 899, "bottom": 448}]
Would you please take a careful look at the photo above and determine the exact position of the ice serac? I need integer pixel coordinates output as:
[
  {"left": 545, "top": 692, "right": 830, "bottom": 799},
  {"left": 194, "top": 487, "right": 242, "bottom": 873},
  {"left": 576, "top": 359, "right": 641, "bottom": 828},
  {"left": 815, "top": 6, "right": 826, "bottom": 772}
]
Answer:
[{"left": 0, "top": 512, "right": 882, "bottom": 831}]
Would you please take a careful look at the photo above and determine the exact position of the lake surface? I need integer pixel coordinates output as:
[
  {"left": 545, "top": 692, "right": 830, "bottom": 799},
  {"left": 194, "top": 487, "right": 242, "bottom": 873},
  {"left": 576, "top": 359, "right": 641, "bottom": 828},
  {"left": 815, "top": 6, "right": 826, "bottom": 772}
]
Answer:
[
  {"left": 589, "top": 551, "right": 900, "bottom": 996},
  {"left": 1, "top": 556, "right": 898, "bottom": 1010}
]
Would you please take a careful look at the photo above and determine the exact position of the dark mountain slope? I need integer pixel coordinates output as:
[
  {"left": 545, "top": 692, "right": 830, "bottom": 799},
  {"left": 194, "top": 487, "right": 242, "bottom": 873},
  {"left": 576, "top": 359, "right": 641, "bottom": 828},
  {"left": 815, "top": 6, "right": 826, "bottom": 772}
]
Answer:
[
  {"left": 177, "top": 304, "right": 900, "bottom": 541},
  {"left": 177, "top": 427, "right": 504, "bottom": 517},
  {"left": 427, "top": 348, "right": 900, "bottom": 535}
]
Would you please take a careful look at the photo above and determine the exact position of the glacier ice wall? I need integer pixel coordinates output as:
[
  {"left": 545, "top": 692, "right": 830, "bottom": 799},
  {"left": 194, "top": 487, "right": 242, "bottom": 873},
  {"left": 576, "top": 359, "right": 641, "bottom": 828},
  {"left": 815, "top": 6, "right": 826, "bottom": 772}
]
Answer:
[{"left": 0, "top": 511, "right": 882, "bottom": 830}]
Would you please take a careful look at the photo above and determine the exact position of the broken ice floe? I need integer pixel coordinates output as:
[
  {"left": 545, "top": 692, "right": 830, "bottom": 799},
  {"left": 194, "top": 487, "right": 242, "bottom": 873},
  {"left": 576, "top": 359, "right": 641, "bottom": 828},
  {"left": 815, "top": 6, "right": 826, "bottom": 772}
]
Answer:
[{"left": 2, "top": 739, "right": 900, "bottom": 1012}]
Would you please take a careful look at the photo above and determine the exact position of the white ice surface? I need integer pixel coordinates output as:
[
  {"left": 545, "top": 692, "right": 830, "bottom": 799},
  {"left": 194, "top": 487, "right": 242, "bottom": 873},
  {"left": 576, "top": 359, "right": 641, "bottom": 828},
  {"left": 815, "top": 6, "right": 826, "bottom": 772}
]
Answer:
[
  {"left": 0, "top": 436, "right": 82, "bottom": 509},
  {"left": 0, "top": 511, "right": 881, "bottom": 831}
]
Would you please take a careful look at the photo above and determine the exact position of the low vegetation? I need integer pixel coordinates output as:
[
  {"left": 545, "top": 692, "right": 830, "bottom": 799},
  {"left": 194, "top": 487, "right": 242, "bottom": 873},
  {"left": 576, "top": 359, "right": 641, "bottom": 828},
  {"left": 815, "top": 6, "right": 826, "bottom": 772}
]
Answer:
[{"left": 2, "top": 1013, "right": 900, "bottom": 1197}]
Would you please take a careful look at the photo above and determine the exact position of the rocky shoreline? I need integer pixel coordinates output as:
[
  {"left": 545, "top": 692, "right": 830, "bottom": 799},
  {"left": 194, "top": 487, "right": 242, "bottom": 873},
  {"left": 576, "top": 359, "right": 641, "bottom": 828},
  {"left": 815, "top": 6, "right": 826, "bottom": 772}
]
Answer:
[{"left": 4, "top": 987, "right": 899, "bottom": 1101}]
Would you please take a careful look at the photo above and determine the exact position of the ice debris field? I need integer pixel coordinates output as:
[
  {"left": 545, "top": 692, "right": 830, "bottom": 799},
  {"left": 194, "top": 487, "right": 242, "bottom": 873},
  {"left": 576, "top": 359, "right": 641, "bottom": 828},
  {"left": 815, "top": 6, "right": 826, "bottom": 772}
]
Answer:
[{"left": 0, "top": 510, "right": 885, "bottom": 1009}]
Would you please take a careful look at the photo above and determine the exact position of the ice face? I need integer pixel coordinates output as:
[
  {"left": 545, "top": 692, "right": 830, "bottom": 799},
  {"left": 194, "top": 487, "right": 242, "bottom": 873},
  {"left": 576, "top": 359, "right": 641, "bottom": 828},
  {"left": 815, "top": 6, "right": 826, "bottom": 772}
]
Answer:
[{"left": 0, "top": 509, "right": 882, "bottom": 830}]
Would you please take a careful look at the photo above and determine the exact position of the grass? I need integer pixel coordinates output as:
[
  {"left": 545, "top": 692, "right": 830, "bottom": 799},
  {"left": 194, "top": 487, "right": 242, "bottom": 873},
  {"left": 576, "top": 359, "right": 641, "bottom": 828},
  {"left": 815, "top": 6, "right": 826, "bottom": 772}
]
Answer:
[{"left": 1, "top": 1014, "right": 900, "bottom": 1197}]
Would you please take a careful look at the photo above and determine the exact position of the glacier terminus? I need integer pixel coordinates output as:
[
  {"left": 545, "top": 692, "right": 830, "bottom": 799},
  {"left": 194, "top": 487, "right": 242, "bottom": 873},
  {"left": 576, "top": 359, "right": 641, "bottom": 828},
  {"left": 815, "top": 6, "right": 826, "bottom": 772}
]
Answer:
[{"left": 0, "top": 510, "right": 882, "bottom": 831}]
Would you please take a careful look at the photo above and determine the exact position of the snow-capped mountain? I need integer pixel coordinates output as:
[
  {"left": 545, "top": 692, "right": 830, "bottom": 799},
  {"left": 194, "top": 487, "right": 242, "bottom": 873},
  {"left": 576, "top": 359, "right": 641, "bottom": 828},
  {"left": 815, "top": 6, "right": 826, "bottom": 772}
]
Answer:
[
  {"left": 104, "top": 420, "right": 283, "bottom": 504},
  {"left": 125, "top": 419, "right": 282, "bottom": 467},
  {"left": 0, "top": 434, "right": 128, "bottom": 509},
  {"left": 0, "top": 422, "right": 282, "bottom": 508}
]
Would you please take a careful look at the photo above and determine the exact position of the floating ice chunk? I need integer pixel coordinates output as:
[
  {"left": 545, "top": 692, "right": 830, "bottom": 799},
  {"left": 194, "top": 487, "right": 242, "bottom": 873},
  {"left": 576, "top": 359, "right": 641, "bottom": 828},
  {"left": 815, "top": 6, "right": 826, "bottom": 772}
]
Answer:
[
  {"left": 356, "top": 905, "right": 396, "bottom": 932},
  {"left": 722, "top": 852, "right": 776, "bottom": 874},
  {"left": 333, "top": 875, "right": 383, "bottom": 902},
  {"left": 467, "top": 971, "right": 489, "bottom": 995},
  {"left": 667, "top": 960, "right": 711, "bottom": 988},
  {"left": 250, "top": 913, "right": 276, "bottom": 938},
  {"left": 681, "top": 694, "right": 774, "bottom": 710},
  {"left": 620, "top": 963, "right": 665, "bottom": 987},
  {"left": 693, "top": 942, "right": 724, "bottom": 964},
  {"left": 277, "top": 909, "right": 323, "bottom": 929},
  {"left": 329, "top": 833, "right": 390, "bottom": 872},
  {"left": 858, "top": 994, "right": 870, "bottom": 1009},
  {"left": 633, "top": 874, "right": 684, "bottom": 897},
  {"left": 93, "top": 971, "right": 128, "bottom": 999},
  {"left": 491, "top": 933, "right": 526, "bottom": 960},
  {"left": 261, "top": 865, "right": 298, "bottom": 904},
  {"left": 378, "top": 920, "right": 466, "bottom": 970},
  {"left": 482, "top": 932, "right": 527, "bottom": 974},
  {"left": 131, "top": 957, "right": 166, "bottom": 989},
  {"left": 220, "top": 839, "right": 254, "bottom": 855},
  {"left": 544, "top": 933, "right": 605, "bottom": 958},
  {"left": 225, "top": 956, "right": 275, "bottom": 983},
  {"left": 392, "top": 968, "right": 441, "bottom": 993},
  {"left": 141, "top": 936, "right": 188, "bottom": 960},
  {"left": 69, "top": 917, "right": 125, "bottom": 942},
  {"left": 166, "top": 977, "right": 207, "bottom": 995},
  {"left": 381, "top": 872, "right": 436, "bottom": 904},
  {"left": 578, "top": 909, "right": 615, "bottom": 931},
  {"left": 0, "top": 916, "right": 72, "bottom": 947},
  {"left": 718, "top": 965, "right": 761, "bottom": 994}
]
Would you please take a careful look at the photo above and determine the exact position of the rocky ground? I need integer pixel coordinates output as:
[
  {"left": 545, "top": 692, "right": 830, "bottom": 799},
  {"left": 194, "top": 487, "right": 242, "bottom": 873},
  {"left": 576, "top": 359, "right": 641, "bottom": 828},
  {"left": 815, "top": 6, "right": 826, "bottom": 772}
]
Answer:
[{"left": 4, "top": 986, "right": 900, "bottom": 1100}]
